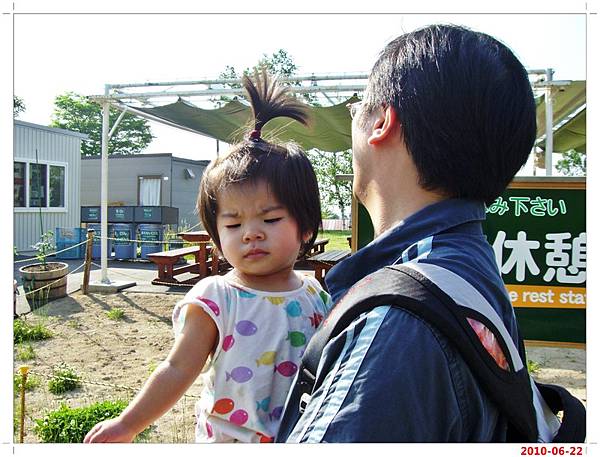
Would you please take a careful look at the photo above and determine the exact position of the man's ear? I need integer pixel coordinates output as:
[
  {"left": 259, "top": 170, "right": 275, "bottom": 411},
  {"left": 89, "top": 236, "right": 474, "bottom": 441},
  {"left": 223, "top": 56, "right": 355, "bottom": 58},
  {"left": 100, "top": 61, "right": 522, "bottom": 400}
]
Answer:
[
  {"left": 302, "top": 231, "right": 313, "bottom": 243},
  {"left": 368, "top": 106, "right": 399, "bottom": 146}
]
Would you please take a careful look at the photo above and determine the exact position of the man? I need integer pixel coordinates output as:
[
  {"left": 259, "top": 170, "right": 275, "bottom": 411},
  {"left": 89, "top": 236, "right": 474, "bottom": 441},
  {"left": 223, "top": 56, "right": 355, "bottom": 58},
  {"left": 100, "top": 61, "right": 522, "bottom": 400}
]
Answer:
[{"left": 277, "top": 24, "right": 537, "bottom": 442}]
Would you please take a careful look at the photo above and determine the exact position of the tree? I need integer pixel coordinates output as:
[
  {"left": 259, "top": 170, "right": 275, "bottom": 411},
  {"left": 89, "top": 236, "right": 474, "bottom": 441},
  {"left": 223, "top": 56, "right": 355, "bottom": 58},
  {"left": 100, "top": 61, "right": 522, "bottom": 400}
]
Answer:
[
  {"left": 50, "top": 92, "right": 154, "bottom": 156},
  {"left": 216, "top": 49, "right": 320, "bottom": 106},
  {"left": 556, "top": 150, "right": 586, "bottom": 176},
  {"left": 219, "top": 50, "right": 354, "bottom": 222},
  {"left": 14, "top": 96, "right": 25, "bottom": 118},
  {"left": 308, "top": 150, "right": 353, "bottom": 226}
]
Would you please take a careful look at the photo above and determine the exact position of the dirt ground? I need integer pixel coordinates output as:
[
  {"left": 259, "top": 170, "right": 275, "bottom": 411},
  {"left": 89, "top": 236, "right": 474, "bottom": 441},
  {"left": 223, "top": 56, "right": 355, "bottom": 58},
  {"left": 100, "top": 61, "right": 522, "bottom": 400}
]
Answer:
[{"left": 13, "top": 291, "right": 586, "bottom": 443}]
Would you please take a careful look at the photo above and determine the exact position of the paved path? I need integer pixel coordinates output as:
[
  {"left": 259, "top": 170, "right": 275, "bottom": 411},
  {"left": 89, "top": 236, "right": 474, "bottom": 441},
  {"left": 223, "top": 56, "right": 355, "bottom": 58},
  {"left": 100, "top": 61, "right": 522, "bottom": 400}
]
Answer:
[
  {"left": 14, "top": 256, "right": 315, "bottom": 316},
  {"left": 14, "top": 256, "right": 185, "bottom": 316}
]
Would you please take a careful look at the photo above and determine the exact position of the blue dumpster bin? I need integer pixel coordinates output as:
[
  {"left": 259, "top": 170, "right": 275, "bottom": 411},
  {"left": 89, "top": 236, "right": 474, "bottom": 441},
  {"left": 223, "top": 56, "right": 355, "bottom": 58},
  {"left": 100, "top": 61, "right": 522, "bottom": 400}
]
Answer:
[
  {"left": 112, "top": 223, "right": 136, "bottom": 260},
  {"left": 138, "top": 223, "right": 163, "bottom": 259},
  {"left": 55, "top": 227, "right": 86, "bottom": 260},
  {"left": 88, "top": 223, "right": 113, "bottom": 260}
]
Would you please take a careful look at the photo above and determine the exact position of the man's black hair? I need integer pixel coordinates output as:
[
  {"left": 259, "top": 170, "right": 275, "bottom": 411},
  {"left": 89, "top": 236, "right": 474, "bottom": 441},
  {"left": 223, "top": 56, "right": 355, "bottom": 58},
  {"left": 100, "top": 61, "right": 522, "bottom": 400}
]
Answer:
[{"left": 362, "top": 24, "right": 536, "bottom": 205}]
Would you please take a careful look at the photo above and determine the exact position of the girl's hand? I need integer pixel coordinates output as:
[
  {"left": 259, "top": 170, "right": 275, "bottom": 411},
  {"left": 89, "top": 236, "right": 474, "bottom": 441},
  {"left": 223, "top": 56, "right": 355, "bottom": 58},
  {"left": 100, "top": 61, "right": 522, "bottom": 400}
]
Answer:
[{"left": 83, "top": 417, "right": 137, "bottom": 443}]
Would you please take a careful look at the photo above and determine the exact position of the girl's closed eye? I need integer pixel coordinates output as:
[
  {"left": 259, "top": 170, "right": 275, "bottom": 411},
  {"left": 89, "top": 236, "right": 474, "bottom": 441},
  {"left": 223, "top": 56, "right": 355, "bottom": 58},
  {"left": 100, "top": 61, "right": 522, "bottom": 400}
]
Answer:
[
  {"left": 225, "top": 224, "right": 241, "bottom": 229},
  {"left": 264, "top": 217, "right": 283, "bottom": 224}
]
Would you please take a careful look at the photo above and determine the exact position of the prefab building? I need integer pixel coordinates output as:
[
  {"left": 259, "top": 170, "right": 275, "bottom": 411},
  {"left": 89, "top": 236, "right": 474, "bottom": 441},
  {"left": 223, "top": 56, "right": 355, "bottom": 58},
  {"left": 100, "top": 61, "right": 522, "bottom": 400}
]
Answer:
[
  {"left": 13, "top": 120, "right": 87, "bottom": 254},
  {"left": 80, "top": 153, "right": 210, "bottom": 229}
]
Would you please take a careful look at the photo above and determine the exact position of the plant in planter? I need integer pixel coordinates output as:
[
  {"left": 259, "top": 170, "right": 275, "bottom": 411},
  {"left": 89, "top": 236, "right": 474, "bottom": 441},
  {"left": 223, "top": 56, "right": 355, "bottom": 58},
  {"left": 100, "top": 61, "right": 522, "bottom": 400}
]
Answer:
[{"left": 19, "top": 231, "right": 69, "bottom": 310}]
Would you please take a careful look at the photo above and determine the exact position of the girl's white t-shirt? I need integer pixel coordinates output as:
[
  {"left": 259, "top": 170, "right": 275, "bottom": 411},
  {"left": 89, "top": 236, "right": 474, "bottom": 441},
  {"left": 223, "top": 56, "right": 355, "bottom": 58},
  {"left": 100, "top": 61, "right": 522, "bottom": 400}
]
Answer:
[{"left": 172, "top": 274, "right": 332, "bottom": 443}]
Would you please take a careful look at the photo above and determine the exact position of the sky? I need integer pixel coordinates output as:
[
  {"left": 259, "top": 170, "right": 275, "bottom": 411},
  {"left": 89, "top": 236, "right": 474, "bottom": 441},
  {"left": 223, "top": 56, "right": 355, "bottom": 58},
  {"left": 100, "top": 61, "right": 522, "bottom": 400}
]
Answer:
[
  {"left": 11, "top": 11, "right": 588, "bottom": 162},
  {"left": 2, "top": 0, "right": 598, "bottom": 452}
]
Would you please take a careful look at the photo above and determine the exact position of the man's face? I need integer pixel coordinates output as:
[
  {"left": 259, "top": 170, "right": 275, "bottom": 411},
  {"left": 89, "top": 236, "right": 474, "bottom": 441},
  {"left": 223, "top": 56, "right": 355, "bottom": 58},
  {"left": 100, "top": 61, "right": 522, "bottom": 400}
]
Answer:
[{"left": 349, "top": 99, "right": 373, "bottom": 205}]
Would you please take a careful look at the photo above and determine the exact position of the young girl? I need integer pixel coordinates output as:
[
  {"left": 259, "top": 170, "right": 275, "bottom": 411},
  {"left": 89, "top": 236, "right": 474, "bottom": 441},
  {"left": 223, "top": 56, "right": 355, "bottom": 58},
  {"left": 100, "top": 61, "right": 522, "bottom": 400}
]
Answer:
[{"left": 83, "top": 70, "right": 332, "bottom": 444}]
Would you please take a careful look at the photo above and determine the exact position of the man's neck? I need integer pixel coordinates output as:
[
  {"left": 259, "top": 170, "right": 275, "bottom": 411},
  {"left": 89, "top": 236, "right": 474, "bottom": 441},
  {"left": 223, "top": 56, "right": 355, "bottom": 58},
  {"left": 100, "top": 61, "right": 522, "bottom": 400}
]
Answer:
[{"left": 366, "top": 187, "right": 447, "bottom": 237}]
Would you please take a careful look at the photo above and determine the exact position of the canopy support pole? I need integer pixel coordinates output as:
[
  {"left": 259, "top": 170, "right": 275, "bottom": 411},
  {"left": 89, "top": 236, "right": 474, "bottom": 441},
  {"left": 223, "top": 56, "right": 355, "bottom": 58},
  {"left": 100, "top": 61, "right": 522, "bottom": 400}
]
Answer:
[
  {"left": 108, "top": 107, "right": 128, "bottom": 139},
  {"left": 545, "top": 68, "right": 554, "bottom": 176},
  {"left": 101, "top": 85, "right": 111, "bottom": 283}
]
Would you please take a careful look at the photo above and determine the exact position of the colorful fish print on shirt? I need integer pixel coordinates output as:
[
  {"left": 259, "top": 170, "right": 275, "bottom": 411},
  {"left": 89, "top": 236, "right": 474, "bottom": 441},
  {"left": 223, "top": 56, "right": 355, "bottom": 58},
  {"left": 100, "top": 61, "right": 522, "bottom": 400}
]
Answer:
[
  {"left": 285, "top": 300, "right": 302, "bottom": 317},
  {"left": 309, "top": 312, "right": 324, "bottom": 328},
  {"left": 286, "top": 331, "right": 306, "bottom": 347},
  {"left": 266, "top": 296, "right": 285, "bottom": 305},
  {"left": 197, "top": 297, "right": 220, "bottom": 316},
  {"left": 256, "top": 351, "right": 276, "bottom": 367},
  {"left": 274, "top": 361, "right": 298, "bottom": 377}
]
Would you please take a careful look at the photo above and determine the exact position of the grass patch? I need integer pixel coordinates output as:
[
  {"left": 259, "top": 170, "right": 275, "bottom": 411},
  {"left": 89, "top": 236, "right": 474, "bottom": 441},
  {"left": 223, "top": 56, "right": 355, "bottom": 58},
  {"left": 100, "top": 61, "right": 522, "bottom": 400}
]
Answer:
[
  {"left": 147, "top": 361, "right": 159, "bottom": 376},
  {"left": 15, "top": 342, "right": 36, "bottom": 361},
  {"left": 34, "top": 400, "right": 151, "bottom": 443},
  {"left": 319, "top": 230, "right": 351, "bottom": 251},
  {"left": 48, "top": 363, "right": 81, "bottom": 395},
  {"left": 527, "top": 359, "right": 542, "bottom": 375},
  {"left": 14, "top": 318, "right": 52, "bottom": 344},
  {"left": 106, "top": 308, "right": 125, "bottom": 320},
  {"left": 14, "top": 371, "right": 41, "bottom": 395}
]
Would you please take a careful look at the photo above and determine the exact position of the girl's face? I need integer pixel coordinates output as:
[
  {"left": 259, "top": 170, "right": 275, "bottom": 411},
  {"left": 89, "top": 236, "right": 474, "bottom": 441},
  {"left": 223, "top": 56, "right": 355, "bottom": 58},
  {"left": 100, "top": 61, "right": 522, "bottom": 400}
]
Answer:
[{"left": 216, "top": 181, "right": 309, "bottom": 288}]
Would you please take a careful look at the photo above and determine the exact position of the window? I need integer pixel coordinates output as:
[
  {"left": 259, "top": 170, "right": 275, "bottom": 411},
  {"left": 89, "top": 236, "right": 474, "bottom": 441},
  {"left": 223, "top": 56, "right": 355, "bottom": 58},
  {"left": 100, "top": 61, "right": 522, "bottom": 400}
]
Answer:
[
  {"left": 138, "top": 176, "right": 161, "bottom": 205},
  {"left": 49, "top": 165, "right": 65, "bottom": 207},
  {"left": 29, "top": 163, "right": 47, "bottom": 207},
  {"left": 13, "top": 159, "right": 67, "bottom": 210},
  {"left": 14, "top": 162, "right": 25, "bottom": 207}
]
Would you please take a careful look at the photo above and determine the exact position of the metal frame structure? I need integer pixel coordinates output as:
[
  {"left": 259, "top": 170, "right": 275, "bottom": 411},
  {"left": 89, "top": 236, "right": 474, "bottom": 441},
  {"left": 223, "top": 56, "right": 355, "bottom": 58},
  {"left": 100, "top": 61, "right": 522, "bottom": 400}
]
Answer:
[{"left": 90, "top": 70, "right": 571, "bottom": 284}]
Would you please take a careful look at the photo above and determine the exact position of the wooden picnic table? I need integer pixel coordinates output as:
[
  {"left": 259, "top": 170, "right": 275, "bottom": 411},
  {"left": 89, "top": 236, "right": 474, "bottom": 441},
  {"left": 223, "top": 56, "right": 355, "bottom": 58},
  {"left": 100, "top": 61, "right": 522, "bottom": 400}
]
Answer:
[
  {"left": 178, "top": 231, "right": 212, "bottom": 279},
  {"left": 307, "top": 249, "right": 351, "bottom": 288}
]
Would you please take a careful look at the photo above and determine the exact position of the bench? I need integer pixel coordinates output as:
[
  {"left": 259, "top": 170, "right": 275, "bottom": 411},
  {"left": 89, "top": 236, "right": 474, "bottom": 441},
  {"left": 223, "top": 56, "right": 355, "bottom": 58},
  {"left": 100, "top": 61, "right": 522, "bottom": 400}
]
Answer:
[
  {"left": 310, "top": 238, "right": 329, "bottom": 255},
  {"left": 299, "top": 238, "right": 329, "bottom": 260},
  {"left": 148, "top": 245, "right": 232, "bottom": 286},
  {"left": 307, "top": 249, "right": 352, "bottom": 289},
  {"left": 148, "top": 246, "right": 203, "bottom": 285}
]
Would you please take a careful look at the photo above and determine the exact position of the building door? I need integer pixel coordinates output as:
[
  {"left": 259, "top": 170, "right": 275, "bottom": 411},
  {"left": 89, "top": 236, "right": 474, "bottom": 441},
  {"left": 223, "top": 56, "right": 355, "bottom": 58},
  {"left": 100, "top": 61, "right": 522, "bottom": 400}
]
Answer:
[{"left": 138, "top": 176, "right": 161, "bottom": 205}]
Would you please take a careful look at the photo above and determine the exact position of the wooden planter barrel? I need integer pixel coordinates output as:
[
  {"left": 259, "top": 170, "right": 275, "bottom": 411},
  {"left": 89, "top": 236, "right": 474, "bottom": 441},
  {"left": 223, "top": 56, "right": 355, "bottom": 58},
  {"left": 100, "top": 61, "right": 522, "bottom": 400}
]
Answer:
[{"left": 19, "top": 262, "right": 69, "bottom": 307}]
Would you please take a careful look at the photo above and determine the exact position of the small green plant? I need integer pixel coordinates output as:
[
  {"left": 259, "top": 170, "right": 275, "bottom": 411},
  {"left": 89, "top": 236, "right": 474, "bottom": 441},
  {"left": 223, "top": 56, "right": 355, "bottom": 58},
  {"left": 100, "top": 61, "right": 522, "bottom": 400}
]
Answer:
[
  {"left": 34, "top": 400, "right": 151, "bottom": 443},
  {"left": 106, "top": 308, "right": 125, "bottom": 320},
  {"left": 147, "top": 361, "right": 158, "bottom": 376},
  {"left": 14, "top": 318, "right": 52, "bottom": 344},
  {"left": 48, "top": 363, "right": 81, "bottom": 394},
  {"left": 15, "top": 342, "right": 36, "bottom": 361},
  {"left": 31, "top": 230, "right": 55, "bottom": 269},
  {"left": 67, "top": 318, "right": 80, "bottom": 329},
  {"left": 527, "top": 359, "right": 542, "bottom": 375},
  {"left": 14, "top": 371, "right": 40, "bottom": 395}
]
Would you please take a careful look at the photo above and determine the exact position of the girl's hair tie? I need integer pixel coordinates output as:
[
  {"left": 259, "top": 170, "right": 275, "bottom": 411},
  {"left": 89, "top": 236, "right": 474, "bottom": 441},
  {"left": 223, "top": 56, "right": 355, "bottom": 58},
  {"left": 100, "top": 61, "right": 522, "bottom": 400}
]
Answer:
[{"left": 249, "top": 129, "right": 262, "bottom": 141}]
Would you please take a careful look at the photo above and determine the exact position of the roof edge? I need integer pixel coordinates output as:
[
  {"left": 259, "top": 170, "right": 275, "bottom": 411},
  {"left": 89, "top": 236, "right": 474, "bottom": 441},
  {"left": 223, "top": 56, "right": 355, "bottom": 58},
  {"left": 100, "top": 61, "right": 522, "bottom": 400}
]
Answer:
[{"left": 14, "top": 120, "right": 90, "bottom": 140}]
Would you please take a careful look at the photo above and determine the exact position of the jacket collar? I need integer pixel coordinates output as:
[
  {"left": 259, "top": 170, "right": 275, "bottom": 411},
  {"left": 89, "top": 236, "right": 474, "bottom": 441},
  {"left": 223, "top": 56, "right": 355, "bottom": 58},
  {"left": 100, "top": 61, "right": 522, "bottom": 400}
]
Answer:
[{"left": 325, "top": 199, "right": 486, "bottom": 302}]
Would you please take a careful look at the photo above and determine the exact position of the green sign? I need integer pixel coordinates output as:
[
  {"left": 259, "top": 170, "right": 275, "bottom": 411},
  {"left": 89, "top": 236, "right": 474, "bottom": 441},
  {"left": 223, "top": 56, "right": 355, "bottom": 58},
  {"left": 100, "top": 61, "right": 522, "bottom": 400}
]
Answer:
[
  {"left": 114, "top": 208, "right": 126, "bottom": 221},
  {"left": 140, "top": 229, "right": 160, "bottom": 242},
  {"left": 143, "top": 208, "right": 154, "bottom": 220},
  {"left": 113, "top": 229, "right": 132, "bottom": 246},
  {"left": 482, "top": 182, "right": 586, "bottom": 345}
]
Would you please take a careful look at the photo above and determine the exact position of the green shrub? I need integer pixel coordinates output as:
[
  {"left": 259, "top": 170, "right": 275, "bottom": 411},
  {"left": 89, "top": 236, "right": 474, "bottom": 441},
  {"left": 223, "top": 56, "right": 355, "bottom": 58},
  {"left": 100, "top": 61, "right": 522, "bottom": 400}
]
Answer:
[
  {"left": 527, "top": 359, "right": 542, "bottom": 375},
  {"left": 48, "top": 363, "right": 81, "bottom": 394},
  {"left": 14, "top": 318, "right": 52, "bottom": 344},
  {"left": 34, "top": 400, "right": 127, "bottom": 443},
  {"left": 13, "top": 371, "right": 40, "bottom": 395},
  {"left": 106, "top": 308, "right": 125, "bottom": 320},
  {"left": 15, "top": 342, "right": 37, "bottom": 361},
  {"left": 33, "top": 400, "right": 151, "bottom": 443}
]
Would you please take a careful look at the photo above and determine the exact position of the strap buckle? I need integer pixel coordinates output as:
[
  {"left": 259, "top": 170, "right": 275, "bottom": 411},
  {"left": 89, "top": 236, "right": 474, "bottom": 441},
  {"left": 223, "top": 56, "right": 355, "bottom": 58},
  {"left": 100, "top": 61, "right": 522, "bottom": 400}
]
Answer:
[
  {"left": 299, "top": 393, "right": 312, "bottom": 414},
  {"left": 297, "top": 365, "right": 316, "bottom": 414}
]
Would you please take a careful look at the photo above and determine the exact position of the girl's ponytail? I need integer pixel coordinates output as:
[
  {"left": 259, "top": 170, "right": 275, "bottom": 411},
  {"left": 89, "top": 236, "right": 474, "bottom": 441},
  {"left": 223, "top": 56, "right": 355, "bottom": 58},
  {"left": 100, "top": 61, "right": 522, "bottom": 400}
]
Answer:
[{"left": 242, "top": 68, "right": 309, "bottom": 141}]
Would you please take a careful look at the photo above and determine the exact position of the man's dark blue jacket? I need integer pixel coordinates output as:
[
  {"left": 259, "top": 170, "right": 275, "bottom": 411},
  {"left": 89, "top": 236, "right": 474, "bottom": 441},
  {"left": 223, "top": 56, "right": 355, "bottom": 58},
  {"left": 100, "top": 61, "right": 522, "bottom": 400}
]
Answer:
[{"left": 278, "top": 199, "right": 521, "bottom": 442}]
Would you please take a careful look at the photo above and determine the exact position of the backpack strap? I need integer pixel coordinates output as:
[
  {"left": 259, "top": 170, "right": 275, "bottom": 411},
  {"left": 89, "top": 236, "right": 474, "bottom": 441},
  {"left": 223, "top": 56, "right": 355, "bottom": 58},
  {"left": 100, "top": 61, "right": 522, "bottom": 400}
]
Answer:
[{"left": 292, "top": 263, "right": 584, "bottom": 442}]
